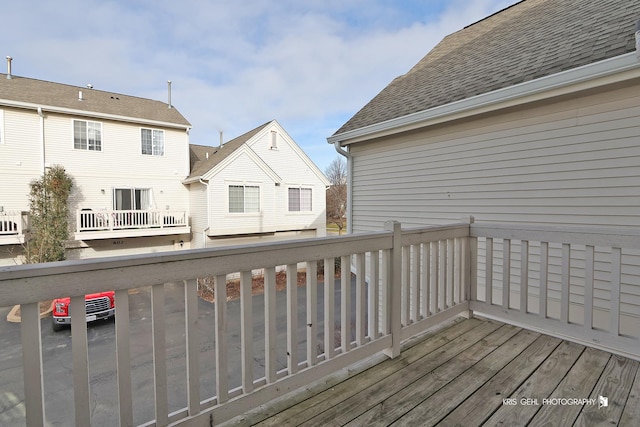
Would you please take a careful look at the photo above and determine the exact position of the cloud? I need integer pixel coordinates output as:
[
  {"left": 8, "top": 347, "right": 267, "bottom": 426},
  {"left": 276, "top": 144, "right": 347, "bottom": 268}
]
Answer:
[{"left": 1, "top": 0, "right": 515, "bottom": 170}]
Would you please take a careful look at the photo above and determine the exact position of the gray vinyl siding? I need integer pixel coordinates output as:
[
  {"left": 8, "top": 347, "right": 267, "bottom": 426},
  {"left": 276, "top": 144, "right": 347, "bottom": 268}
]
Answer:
[
  {"left": 349, "top": 83, "right": 640, "bottom": 329},
  {"left": 350, "top": 85, "right": 640, "bottom": 231}
]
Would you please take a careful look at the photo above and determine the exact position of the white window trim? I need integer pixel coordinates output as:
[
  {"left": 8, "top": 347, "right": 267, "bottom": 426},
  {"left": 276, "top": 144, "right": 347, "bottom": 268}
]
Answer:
[
  {"left": 287, "top": 186, "right": 313, "bottom": 213},
  {"left": 113, "top": 187, "right": 154, "bottom": 210},
  {"left": 227, "top": 183, "right": 261, "bottom": 214},
  {"left": 141, "top": 127, "right": 165, "bottom": 156},
  {"left": 72, "top": 119, "right": 103, "bottom": 151}
]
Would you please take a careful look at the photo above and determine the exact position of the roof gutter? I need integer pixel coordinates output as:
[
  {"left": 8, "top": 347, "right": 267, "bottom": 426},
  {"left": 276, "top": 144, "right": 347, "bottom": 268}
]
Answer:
[
  {"left": 334, "top": 142, "right": 353, "bottom": 234},
  {"left": 329, "top": 52, "right": 640, "bottom": 146},
  {"left": 0, "top": 99, "right": 191, "bottom": 130}
]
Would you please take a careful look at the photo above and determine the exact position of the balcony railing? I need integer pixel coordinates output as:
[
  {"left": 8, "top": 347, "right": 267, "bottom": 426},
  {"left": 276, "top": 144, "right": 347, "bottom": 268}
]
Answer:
[
  {"left": 0, "top": 211, "right": 26, "bottom": 244},
  {"left": 74, "top": 209, "right": 190, "bottom": 240},
  {"left": 1, "top": 218, "right": 638, "bottom": 426}
]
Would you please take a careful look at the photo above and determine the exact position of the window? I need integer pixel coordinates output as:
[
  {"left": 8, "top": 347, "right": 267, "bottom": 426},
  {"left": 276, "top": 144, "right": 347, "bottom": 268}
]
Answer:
[
  {"left": 141, "top": 128, "right": 164, "bottom": 156},
  {"left": 73, "top": 120, "right": 102, "bottom": 151},
  {"left": 229, "top": 185, "right": 260, "bottom": 213},
  {"left": 113, "top": 188, "right": 153, "bottom": 210},
  {"left": 270, "top": 130, "right": 278, "bottom": 149},
  {"left": 288, "top": 188, "right": 312, "bottom": 212}
]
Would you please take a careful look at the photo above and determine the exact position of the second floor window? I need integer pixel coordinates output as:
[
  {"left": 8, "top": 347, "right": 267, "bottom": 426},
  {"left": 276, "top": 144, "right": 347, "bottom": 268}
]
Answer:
[
  {"left": 229, "top": 185, "right": 260, "bottom": 213},
  {"left": 141, "top": 128, "right": 164, "bottom": 156},
  {"left": 74, "top": 120, "right": 102, "bottom": 151},
  {"left": 288, "top": 187, "right": 312, "bottom": 212}
]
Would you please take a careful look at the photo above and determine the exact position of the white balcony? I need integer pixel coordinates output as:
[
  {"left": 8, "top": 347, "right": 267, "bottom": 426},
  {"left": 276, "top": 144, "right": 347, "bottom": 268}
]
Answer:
[
  {"left": 74, "top": 209, "right": 190, "bottom": 240},
  {"left": 0, "top": 211, "right": 26, "bottom": 245},
  {"left": 1, "top": 218, "right": 639, "bottom": 426}
]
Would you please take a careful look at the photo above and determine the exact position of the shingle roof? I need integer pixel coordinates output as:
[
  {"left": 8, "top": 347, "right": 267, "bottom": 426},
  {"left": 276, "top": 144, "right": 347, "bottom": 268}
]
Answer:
[
  {"left": 186, "top": 121, "right": 271, "bottom": 180},
  {"left": 334, "top": 0, "right": 640, "bottom": 135},
  {"left": 0, "top": 73, "right": 190, "bottom": 127}
]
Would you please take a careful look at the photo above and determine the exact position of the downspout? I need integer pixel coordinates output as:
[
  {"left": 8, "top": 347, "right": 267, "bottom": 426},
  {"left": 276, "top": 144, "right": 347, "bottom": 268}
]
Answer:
[
  {"left": 37, "top": 107, "right": 45, "bottom": 174},
  {"left": 199, "top": 178, "right": 210, "bottom": 248},
  {"left": 333, "top": 141, "right": 353, "bottom": 234}
]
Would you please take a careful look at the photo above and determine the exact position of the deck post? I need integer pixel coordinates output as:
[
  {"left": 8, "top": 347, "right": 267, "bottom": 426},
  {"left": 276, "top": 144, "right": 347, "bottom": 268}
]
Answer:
[
  {"left": 461, "top": 215, "right": 475, "bottom": 319},
  {"left": 383, "top": 220, "right": 402, "bottom": 359}
]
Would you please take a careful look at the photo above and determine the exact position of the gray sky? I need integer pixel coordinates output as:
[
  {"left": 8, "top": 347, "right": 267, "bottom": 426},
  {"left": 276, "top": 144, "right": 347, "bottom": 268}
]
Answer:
[{"left": 1, "top": 0, "right": 515, "bottom": 171}]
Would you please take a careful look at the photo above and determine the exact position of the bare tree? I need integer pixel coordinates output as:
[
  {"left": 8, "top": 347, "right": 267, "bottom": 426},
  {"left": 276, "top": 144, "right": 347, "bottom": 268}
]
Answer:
[{"left": 325, "top": 156, "right": 347, "bottom": 234}]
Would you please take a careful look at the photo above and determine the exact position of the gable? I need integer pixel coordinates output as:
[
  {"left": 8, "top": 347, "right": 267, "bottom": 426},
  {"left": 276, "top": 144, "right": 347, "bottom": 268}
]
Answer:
[
  {"left": 245, "top": 120, "right": 330, "bottom": 186},
  {"left": 335, "top": 0, "right": 640, "bottom": 135},
  {"left": 201, "top": 144, "right": 281, "bottom": 184}
]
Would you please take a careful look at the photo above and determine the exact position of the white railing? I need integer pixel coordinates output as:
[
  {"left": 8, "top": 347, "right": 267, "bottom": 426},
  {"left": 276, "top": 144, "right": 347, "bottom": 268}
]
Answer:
[
  {"left": 76, "top": 209, "right": 188, "bottom": 232},
  {"left": 0, "top": 211, "right": 24, "bottom": 236},
  {"left": 0, "top": 211, "right": 26, "bottom": 244},
  {"left": 469, "top": 222, "right": 640, "bottom": 359},
  {"left": 1, "top": 218, "right": 638, "bottom": 426}
]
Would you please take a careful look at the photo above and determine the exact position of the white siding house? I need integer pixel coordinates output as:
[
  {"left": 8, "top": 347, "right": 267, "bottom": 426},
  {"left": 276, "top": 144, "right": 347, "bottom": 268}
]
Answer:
[
  {"left": 185, "top": 120, "right": 329, "bottom": 247},
  {"left": 328, "top": 0, "right": 640, "bottom": 335},
  {"left": 0, "top": 70, "right": 192, "bottom": 265}
]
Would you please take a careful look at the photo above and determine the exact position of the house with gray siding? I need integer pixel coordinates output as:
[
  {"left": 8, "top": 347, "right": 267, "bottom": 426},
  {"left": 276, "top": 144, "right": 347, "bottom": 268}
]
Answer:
[{"left": 329, "top": 0, "right": 640, "bottom": 334}]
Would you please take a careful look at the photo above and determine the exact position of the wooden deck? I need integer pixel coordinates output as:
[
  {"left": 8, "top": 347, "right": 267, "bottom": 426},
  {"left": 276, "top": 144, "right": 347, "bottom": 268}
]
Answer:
[{"left": 233, "top": 317, "right": 640, "bottom": 426}]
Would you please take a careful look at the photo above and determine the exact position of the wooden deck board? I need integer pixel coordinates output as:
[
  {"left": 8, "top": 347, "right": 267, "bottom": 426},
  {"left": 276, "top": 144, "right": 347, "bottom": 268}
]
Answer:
[
  {"left": 250, "top": 318, "right": 640, "bottom": 427},
  {"left": 483, "top": 339, "right": 585, "bottom": 426},
  {"left": 343, "top": 324, "right": 521, "bottom": 426},
  {"left": 299, "top": 321, "right": 506, "bottom": 426},
  {"left": 620, "top": 363, "right": 640, "bottom": 426},
  {"left": 439, "top": 334, "right": 562, "bottom": 426},
  {"left": 255, "top": 318, "right": 483, "bottom": 426},
  {"left": 574, "top": 355, "right": 640, "bottom": 426}
]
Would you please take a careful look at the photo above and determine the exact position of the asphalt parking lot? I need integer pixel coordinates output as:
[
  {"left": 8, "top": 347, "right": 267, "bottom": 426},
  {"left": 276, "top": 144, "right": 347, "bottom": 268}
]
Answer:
[{"left": 0, "top": 279, "right": 350, "bottom": 426}]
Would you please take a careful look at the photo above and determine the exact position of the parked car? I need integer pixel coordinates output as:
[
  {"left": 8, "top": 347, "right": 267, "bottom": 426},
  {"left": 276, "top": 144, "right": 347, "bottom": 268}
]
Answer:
[{"left": 51, "top": 291, "right": 115, "bottom": 331}]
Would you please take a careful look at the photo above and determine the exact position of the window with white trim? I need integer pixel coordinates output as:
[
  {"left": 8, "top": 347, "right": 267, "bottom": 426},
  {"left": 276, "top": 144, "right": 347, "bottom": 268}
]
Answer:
[
  {"left": 73, "top": 119, "right": 102, "bottom": 151},
  {"left": 113, "top": 188, "right": 153, "bottom": 210},
  {"left": 141, "top": 128, "right": 164, "bottom": 156},
  {"left": 288, "top": 187, "right": 312, "bottom": 212},
  {"left": 229, "top": 185, "right": 260, "bottom": 213}
]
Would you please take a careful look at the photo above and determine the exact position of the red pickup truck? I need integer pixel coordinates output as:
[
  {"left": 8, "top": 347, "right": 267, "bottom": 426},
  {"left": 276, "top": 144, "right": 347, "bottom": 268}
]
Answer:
[{"left": 51, "top": 291, "right": 115, "bottom": 331}]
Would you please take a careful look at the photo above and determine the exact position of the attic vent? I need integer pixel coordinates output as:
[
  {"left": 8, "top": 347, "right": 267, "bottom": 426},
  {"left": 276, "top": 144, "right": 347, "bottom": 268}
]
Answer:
[{"left": 270, "top": 130, "right": 278, "bottom": 149}]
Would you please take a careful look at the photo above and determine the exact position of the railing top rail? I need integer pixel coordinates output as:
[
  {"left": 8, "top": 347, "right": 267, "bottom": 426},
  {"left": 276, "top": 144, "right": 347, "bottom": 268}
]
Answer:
[
  {"left": 401, "top": 223, "right": 470, "bottom": 246},
  {"left": 0, "top": 231, "right": 392, "bottom": 306},
  {"left": 471, "top": 223, "right": 640, "bottom": 249}
]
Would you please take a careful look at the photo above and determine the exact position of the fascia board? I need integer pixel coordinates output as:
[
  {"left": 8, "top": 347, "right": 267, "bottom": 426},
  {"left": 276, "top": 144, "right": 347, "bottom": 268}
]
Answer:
[
  {"left": 201, "top": 144, "right": 282, "bottom": 183},
  {"left": 329, "top": 52, "right": 640, "bottom": 146}
]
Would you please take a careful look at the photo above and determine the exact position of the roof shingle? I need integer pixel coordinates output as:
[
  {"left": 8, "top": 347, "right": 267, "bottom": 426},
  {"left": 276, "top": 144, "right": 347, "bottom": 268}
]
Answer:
[
  {"left": 334, "top": 0, "right": 640, "bottom": 135},
  {"left": 0, "top": 73, "right": 190, "bottom": 127}
]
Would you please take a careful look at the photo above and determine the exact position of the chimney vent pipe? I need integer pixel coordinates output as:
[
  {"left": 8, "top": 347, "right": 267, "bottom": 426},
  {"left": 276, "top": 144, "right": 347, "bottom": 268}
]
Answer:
[
  {"left": 78, "top": 90, "right": 83, "bottom": 101},
  {"left": 219, "top": 131, "right": 223, "bottom": 148},
  {"left": 167, "top": 80, "right": 172, "bottom": 109},
  {"left": 6, "top": 56, "right": 12, "bottom": 79}
]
